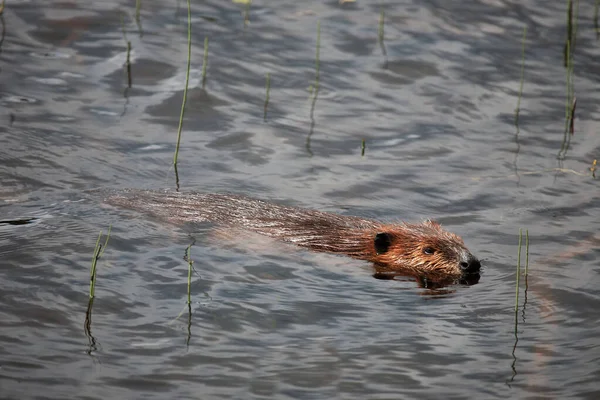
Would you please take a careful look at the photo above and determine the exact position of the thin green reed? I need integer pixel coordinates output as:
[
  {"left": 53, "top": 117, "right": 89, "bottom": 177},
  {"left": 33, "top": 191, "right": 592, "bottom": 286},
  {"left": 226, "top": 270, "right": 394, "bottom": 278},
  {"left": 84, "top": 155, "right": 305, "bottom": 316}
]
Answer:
[
  {"left": 126, "top": 42, "right": 132, "bottom": 87},
  {"left": 564, "top": 39, "right": 574, "bottom": 132},
  {"left": 515, "top": 228, "right": 522, "bottom": 312},
  {"left": 572, "top": 0, "right": 580, "bottom": 52},
  {"left": 524, "top": 229, "right": 529, "bottom": 279},
  {"left": 202, "top": 37, "right": 209, "bottom": 89},
  {"left": 173, "top": 0, "right": 192, "bottom": 169},
  {"left": 244, "top": 1, "right": 251, "bottom": 26},
  {"left": 314, "top": 20, "right": 321, "bottom": 93},
  {"left": 515, "top": 26, "right": 527, "bottom": 125},
  {"left": 564, "top": 0, "right": 573, "bottom": 67},
  {"left": 263, "top": 72, "right": 271, "bottom": 121},
  {"left": 120, "top": 15, "right": 132, "bottom": 88},
  {"left": 89, "top": 226, "right": 112, "bottom": 299},
  {"left": 135, "top": 0, "right": 143, "bottom": 36}
]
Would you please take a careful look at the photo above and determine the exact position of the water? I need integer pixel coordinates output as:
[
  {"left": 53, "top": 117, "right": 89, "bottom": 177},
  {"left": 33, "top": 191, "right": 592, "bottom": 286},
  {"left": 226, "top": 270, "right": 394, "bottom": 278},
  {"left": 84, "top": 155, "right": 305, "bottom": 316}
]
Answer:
[{"left": 1, "top": 0, "right": 599, "bottom": 399}]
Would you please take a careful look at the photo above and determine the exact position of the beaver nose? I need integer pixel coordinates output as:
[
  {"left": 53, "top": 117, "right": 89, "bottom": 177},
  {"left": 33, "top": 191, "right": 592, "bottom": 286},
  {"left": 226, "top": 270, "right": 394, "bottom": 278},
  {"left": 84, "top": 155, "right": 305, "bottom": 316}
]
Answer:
[{"left": 459, "top": 254, "right": 481, "bottom": 273}]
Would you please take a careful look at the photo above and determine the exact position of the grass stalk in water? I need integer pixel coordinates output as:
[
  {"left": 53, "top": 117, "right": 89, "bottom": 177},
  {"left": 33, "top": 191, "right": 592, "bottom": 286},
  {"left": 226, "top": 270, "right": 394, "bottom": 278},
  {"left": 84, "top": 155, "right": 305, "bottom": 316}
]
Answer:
[
  {"left": 564, "top": 0, "right": 573, "bottom": 67},
  {"left": 361, "top": 139, "right": 366, "bottom": 156},
  {"left": 0, "top": 1, "right": 6, "bottom": 57},
  {"left": 173, "top": 0, "right": 192, "bottom": 187},
  {"left": 524, "top": 229, "right": 529, "bottom": 281},
  {"left": 202, "top": 37, "right": 209, "bottom": 89},
  {"left": 558, "top": 39, "right": 576, "bottom": 158},
  {"left": 514, "top": 26, "right": 527, "bottom": 126},
  {"left": 244, "top": 0, "right": 251, "bottom": 27},
  {"left": 135, "top": 0, "right": 143, "bottom": 36},
  {"left": 263, "top": 72, "right": 271, "bottom": 121},
  {"left": 85, "top": 223, "right": 110, "bottom": 357},
  {"left": 89, "top": 226, "right": 112, "bottom": 299},
  {"left": 515, "top": 228, "right": 522, "bottom": 313},
  {"left": 121, "top": 15, "right": 132, "bottom": 88}
]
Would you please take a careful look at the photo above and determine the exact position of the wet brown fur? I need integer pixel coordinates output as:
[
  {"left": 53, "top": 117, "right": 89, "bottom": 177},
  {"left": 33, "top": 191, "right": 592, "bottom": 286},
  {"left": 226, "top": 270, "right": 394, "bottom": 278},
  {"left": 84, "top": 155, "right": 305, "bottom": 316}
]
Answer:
[{"left": 105, "top": 189, "right": 479, "bottom": 278}]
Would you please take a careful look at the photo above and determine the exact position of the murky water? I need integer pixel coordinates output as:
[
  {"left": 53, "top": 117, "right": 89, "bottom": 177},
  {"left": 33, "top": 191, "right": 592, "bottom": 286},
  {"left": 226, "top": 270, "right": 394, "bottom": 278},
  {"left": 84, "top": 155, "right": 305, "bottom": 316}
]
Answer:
[{"left": 1, "top": 0, "right": 599, "bottom": 399}]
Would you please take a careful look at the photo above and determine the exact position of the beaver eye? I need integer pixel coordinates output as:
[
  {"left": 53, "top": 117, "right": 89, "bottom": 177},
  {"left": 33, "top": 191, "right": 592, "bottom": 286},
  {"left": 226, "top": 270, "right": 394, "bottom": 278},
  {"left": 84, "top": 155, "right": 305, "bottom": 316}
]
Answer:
[{"left": 423, "top": 247, "right": 435, "bottom": 255}]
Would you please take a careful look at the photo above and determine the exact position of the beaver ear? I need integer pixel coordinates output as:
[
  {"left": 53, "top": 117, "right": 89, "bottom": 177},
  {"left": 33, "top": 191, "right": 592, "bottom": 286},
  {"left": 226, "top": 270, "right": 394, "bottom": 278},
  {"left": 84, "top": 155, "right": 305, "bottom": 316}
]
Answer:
[{"left": 374, "top": 232, "right": 392, "bottom": 254}]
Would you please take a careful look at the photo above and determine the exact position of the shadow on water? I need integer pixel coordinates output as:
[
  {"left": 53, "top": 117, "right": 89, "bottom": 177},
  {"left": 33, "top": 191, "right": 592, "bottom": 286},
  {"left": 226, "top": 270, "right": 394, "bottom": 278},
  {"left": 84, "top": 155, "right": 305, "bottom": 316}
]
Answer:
[{"left": 0, "top": 217, "right": 38, "bottom": 226}]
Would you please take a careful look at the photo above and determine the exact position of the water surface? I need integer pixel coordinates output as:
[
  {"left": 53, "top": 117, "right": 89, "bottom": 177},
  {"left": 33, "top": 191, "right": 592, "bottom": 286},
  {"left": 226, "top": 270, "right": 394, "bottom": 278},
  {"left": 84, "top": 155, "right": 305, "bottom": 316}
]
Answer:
[{"left": 1, "top": 1, "right": 599, "bottom": 399}]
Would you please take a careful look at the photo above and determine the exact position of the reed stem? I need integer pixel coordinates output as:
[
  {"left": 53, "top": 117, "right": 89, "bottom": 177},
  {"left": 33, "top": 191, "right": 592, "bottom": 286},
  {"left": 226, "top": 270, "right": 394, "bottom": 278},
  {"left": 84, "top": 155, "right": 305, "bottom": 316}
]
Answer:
[
  {"left": 515, "top": 229, "right": 522, "bottom": 312},
  {"left": 173, "top": 0, "right": 192, "bottom": 168}
]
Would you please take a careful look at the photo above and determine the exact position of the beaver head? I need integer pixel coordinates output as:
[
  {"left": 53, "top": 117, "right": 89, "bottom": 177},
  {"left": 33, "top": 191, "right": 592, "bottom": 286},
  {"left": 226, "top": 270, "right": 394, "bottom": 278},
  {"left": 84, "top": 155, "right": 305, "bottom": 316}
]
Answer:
[{"left": 371, "top": 220, "right": 481, "bottom": 277}]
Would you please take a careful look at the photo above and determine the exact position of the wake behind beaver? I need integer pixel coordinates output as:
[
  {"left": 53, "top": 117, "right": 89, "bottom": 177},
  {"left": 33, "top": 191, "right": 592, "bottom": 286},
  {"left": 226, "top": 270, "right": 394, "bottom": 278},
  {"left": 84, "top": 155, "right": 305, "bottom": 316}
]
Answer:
[{"left": 106, "top": 189, "right": 481, "bottom": 282}]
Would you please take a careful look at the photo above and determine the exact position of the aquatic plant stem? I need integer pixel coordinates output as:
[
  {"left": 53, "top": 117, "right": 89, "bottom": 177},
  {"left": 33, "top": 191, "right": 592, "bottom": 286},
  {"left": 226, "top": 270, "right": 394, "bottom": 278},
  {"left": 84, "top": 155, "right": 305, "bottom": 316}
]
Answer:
[
  {"left": 524, "top": 229, "right": 529, "bottom": 279},
  {"left": 135, "top": 0, "right": 143, "bottom": 36},
  {"left": 244, "top": 1, "right": 251, "bottom": 27},
  {"left": 89, "top": 225, "right": 111, "bottom": 299},
  {"left": 595, "top": 0, "right": 600, "bottom": 39},
  {"left": 515, "top": 229, "right": 522, "bottom": 312},
  {"left": 173, "top": 0, "right": 192, "bottom": 172},
  {"left": 120, "top": 15, "right": 132, "bottom": 88},
  {"left": 564, "top": 0, "right": 573, "bottom": 67}
]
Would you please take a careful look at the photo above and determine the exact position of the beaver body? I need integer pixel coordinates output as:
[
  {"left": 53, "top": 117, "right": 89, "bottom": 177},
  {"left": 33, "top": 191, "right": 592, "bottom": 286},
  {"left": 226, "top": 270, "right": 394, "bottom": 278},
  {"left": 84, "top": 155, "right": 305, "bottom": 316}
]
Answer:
[{"left": 106, "top": 190, "right": 480, "bottom": 277}]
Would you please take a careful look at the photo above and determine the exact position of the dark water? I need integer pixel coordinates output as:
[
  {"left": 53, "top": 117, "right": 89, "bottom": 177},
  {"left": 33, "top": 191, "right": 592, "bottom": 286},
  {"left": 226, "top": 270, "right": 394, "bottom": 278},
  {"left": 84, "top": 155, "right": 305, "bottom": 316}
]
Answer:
[{"left": 1, "top": 0, "right": 599, "bottom": 399}]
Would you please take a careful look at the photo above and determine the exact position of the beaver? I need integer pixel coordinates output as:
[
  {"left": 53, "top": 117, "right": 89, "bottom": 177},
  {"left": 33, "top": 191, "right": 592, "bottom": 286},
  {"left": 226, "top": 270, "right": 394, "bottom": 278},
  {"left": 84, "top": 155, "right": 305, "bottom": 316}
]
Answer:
[{"left": 105, "top": 189, "right": 481, "bottom": 279}]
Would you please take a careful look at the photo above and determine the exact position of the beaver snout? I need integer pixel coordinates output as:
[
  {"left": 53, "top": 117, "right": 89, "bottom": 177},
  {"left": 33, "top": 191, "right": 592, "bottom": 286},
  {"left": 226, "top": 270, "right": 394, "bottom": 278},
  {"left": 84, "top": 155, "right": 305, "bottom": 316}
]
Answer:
[{"left": 459, "top": 254, "right": 481, "bottom": 274}]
